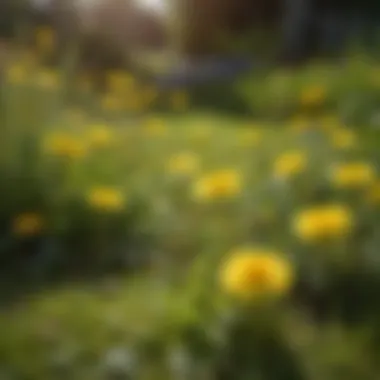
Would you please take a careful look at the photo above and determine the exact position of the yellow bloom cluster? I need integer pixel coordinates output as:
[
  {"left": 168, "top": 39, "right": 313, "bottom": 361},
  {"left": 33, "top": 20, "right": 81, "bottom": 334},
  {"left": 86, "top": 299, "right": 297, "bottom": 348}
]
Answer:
[
  {"left": 274, "top": 151, "right": 307, "bottom": 179},
  {"left": 44, "top": 133, "right": 87, "bottom": 159},
  {"left": 219, "top": 248, "right": 294, "bottom": 300},
  {"left": 192, "top": 169, "right": 242, "bottom": 201},
  {"left": 12, "top": 213, "right": 44, "bottom": 237},
  {"left": 167, "top": 152, "right": 200, "bottom": 176},
  {"left": 86, "top": 125, "right": 115, "bottom": 149},
  {"left": 300, "top": 85, "right": 326, "bottom": 107},
  {"left": 293, "top": 204, "right": 354, "bottom": 242},
  {"left": 331, "top": 162, "right": 376, "bottom": 189},
  {"left": 87, "top": 187, "right": 125, "bottom": 212}
]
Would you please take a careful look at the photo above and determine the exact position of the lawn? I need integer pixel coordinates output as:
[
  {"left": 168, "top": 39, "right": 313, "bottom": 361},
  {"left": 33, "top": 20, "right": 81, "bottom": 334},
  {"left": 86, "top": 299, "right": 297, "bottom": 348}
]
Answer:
[{"left": 1, "top": 39, "right": 380, "bottom": 379}]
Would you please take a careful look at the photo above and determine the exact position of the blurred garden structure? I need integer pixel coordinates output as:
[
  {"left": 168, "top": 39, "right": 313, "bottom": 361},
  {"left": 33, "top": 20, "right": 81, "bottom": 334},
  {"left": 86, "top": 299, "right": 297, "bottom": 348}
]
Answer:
[
  {"left": 1, "top": 0, "right": 380, "bottom": 75},
  {"left": 2, "top": 1, "right": 380, "bottom": 380}
]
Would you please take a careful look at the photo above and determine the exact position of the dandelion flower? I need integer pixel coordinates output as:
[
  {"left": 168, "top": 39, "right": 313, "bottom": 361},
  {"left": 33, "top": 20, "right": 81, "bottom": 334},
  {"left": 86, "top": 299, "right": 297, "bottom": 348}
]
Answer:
[
  {"left": 219, "top": 247, "right": 294, "bottom": 300},
  {"left": 87, "top": 125, "right": 114, "bottom": 148},
  {"left": 192, "top": 169, "right": 242, "bottom": 201},
  {"left": 274, "top": 151, "right": 307, "bottom": 179},
  {"left": 12, "top": 213, "right": 44, "bottom": 237},
  {"left": 330, "top": 128, "right": 356, "bottom": 149},
  {"left": 330, "top": 162, "right": 376, "bottom": 189},
  {"left": 167, "top": 152, "right": 200, "bottom": 176},
  {"left": 300, "top": 85, "right": 326, "bottom": 107},
  {"left": 36, "top": 69, "right": 61, "bottom": 90},
  {"left": 144, "top": 118, "right": 167, "bottom": 136},
  {"left": 292, "top": 204, "right": 354, "bottom": 242},
  {"left": 35, "top": 26, "right": 55, "bottom": 52},
  {"left": 101, "top": 93, "right": 123, "bottom": 112},
  {"left": 106, "top": 70, "right": 134, "bottom": 93},
  {"left": 43, "top": 132, "right": 87, "bottom": 159},
  {"left": 6, "top": 64, "right": 27, "bottom": 84},
  {"left": 87, "top": 187, "right": 125, "bottom": 212}
]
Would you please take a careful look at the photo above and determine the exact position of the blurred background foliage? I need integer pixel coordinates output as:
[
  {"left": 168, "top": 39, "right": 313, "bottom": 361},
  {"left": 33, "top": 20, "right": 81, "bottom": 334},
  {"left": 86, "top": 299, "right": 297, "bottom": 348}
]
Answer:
[{"left": 1, "top": 1, "right": 380, "bottom": 379}]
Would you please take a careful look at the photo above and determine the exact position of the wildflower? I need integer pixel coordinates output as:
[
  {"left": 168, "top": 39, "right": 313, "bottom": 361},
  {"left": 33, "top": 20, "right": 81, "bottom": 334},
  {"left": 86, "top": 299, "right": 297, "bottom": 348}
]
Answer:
[
  {"left": 43, "top": 132, "right": 87, "bottom": 159},
  {"left": 192, "top": 169, "right": 242, "bottom": 201},
  {"left": 144, "top": 118, "right": 167, "bottom": 136},
  {"left": 87, "top": 187, "right": 125, "bottom": 212},
  {"left": 87, "top": 125, "right": 114, "bottom": 148},
  {"left": 219, "top": 247, "right": 294, "bottom": 300},
  {"left": 292, "top": 204, "right": 354, "bottom": 242},
  {"left": 36, "top": 69, "right": 61, "bottom": 90},
  {"left": 35, "top": 26, "right": 55, "bottom": 52},
  {"left": 330, "top": 128, "right": 356, "bottom": 149},
  {"left": 167, "top": 152, "right": 200, "bottom": 176},
  {"left": 330, "top": 162, "right": 376, "bottom": 189},
  {"left": 300, "top": 85, "right": 326, "bottom": 107},
  {"left": 274, "top": 151, "right": 307, "bottom": 179},
  {"left": 6, "top": 64, "right": 27, "bottom": 84},
  {"left": 12, "top": 213, "right": 44, "bottom": 237},
  {"left": 101, "top": 93, "right": 123, "bottom": 111},
  {"left": 105, "top": 70, "right": 134, "bottom": 93}
]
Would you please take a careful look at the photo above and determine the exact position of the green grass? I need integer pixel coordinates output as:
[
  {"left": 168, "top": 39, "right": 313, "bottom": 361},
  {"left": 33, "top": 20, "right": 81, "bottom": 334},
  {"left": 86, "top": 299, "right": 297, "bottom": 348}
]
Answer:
[{"left": 1, "top": 46, "right": 380, "bottom": 379}]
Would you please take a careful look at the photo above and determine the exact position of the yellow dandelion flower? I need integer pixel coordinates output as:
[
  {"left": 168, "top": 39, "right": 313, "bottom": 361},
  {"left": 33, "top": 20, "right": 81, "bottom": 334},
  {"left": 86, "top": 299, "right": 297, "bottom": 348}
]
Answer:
[
  {"left": 274, "top": 151, "right": 307, "bottom": 179},
  {"left": 144, "top": 118, "right": 167, "bottom": 136},
  {"left": 6, "top": 64, "right": 27, "bottom": 84},
  {"left": 192, "top": 169, "right": 242, "bottom": 201},
  {"left": 300, "top": 85, "right": 326, "bottom": 107},
  {"left": 43, "top": 132, "right": 87, "bottom": 159},
  {"left": 292, "top": 204, "right": 354, "bottom": 242},
  {"left": 87, "top": 187, "right": 125, "bottom": 212},
  {"left": 36, "top": 69, "right": 61, "bottom": 90},
  {"left": 330, "top": 162, "right": 376, "bottom": 189},
  {"left": 219, "top": 248, "right": 294, "bottom": 300},
  {"left": 12, "top": 213, "right": 44, "bottom": 237},
  {"left": 167, "top": 152, "right": 200, "bottom": 176},
  {"left": 330, "top": 128, "right": 356, "bottom": 149},
  {"left": 105, "top": 70, "right": 135, "bottom": 94},
  {"left": 101, "top": 93, "right": 123, "bottom": 111},
  {"left": 35, "top": 26, "right": 55, "bottom": 52},
  {"left": 87, "top": 125, "right": 114, "bottom": 148}
]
